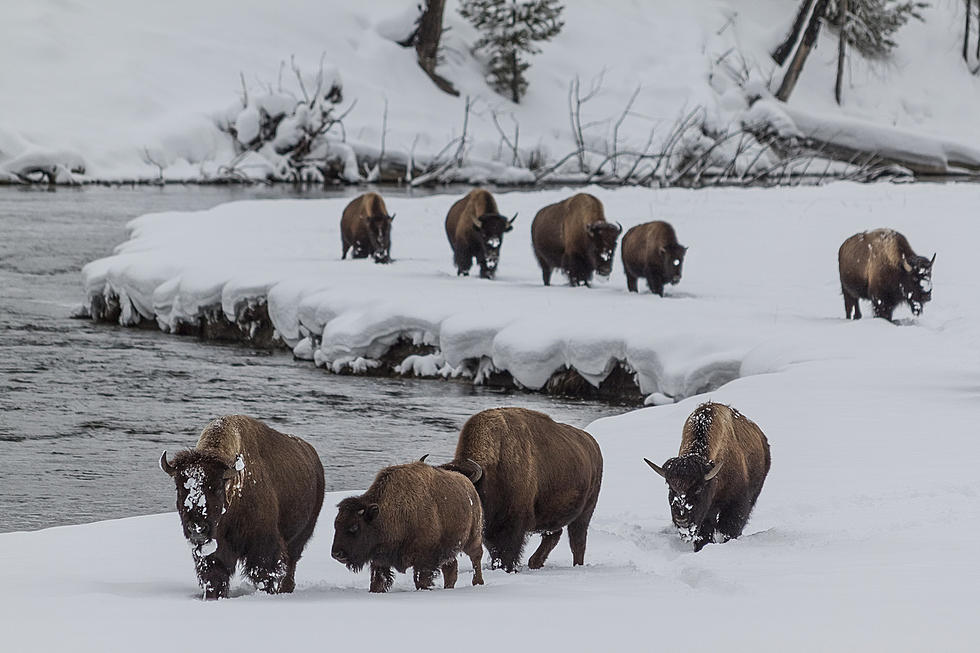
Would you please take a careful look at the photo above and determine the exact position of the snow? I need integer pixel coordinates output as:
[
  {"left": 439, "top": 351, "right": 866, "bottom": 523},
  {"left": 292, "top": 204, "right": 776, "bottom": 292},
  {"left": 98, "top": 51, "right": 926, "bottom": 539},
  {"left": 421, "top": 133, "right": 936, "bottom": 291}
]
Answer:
[{"left": 3, "top": 2, "right": 979, "bottom": 181}]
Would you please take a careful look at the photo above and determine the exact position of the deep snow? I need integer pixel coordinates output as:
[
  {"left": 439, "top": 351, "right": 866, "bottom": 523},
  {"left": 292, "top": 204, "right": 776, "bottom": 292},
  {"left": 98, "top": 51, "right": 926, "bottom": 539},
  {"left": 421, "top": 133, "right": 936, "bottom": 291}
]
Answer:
[{"left": 3, "top": 1, "right": 980, "bottom": 181}]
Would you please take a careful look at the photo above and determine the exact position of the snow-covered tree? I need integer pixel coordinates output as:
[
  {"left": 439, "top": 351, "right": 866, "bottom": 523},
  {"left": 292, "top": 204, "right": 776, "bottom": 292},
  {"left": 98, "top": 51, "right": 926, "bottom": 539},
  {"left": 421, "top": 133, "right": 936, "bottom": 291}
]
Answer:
[
  {"left": 828, "top": 0, "right": 927, "bottom": 60},
  {"left": 459, "top": 0, "right": 564, "bottom": 103}
]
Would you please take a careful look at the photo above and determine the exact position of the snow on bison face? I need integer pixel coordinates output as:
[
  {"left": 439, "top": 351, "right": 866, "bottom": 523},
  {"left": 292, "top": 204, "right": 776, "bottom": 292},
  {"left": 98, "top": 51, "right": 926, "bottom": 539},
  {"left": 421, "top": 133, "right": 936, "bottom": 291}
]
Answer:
[{"left": 160, "top": 451, "right": 244, "bottom": 549}]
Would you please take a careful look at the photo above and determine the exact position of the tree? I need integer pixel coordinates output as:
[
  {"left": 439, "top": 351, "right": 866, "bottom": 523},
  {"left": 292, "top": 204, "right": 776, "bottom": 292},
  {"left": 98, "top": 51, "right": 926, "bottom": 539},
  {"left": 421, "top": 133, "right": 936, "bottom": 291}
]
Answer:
[
  {"left": 772, "top": 0, "right": 817, "bottom": 65},
  {"left": 776, "top": 0, "right": 830, "bottom": 102},
  {"left": 827, "top": 1, "right": 927, "bottom": 60},
  {"left": 836, "top": 0, "right": 848, "bottom": 104},
  {"left": 459, "top": 0, "right": 564, "bottom": 103},
  {"left": 967, "top": 0, "right": 974, "bottom": 63},
  {"left": 400, "top": 1, "right": 460, "bottom": 96}
]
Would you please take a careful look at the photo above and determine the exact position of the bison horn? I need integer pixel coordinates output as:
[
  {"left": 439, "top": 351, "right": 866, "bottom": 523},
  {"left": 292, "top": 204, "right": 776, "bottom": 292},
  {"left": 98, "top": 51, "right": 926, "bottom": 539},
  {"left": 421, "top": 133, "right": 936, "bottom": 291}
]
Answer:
[
  {"left": 643, "top": 458, "right": 666, "bottom": 478},
  {"left": 419, "top": 454, "right": 429, "bottom": 462},
  {"left": 159, "top": 451, "right": 175, "bottom": 476},
  {"left": 929, "top": 252, "right": 936, "bottom": 267},
  {"left": 902, "top": 256, "right": 913, "bottom": 273},
  {"left": 703, "top": 462, "right": 724, "bottom": 481},
  {"left": 464, "top": 458, "right": 483, "bottom": 483},
  {"left": 388, "top": 213, "right": 395, "bottom": 221},
  {"left": 614, "top": 222, "right": 623, "bottom": 235},
  {"left": 508, "top": 212, "right": 518, "bottom": 226},
  {"left": 472, "top": 214, "right": 483, "bottom": 229}
]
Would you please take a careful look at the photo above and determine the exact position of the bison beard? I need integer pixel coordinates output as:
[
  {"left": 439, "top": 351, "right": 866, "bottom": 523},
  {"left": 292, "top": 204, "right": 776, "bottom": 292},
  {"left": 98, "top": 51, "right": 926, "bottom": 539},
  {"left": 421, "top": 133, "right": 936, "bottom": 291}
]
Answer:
[
  {"left": 644, "top": 402, "right": 770, "bottom": 552},
  {"left": 160, "top": 415, "right": 325, "bottom": 599},
  {"left": 440, "top": 407, "right": 603, "bottom": 572}
]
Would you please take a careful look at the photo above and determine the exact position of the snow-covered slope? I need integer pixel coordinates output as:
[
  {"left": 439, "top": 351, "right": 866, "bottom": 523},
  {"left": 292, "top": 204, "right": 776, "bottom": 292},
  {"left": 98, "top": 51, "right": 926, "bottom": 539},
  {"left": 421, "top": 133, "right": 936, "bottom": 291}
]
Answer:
[{"left": 2, "top": 1, "right": 978, "bottom": 180}]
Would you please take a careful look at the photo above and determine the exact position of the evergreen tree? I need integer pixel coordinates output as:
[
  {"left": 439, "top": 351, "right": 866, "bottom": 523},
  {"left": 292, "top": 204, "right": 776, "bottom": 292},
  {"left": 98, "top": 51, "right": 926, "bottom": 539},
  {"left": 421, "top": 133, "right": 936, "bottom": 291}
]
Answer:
[
  {"left": 459, "top": 0, "right": 564, "bottom": 103},
  {"left": 828, "top": 0, "right": 927, "bottom": 60}
]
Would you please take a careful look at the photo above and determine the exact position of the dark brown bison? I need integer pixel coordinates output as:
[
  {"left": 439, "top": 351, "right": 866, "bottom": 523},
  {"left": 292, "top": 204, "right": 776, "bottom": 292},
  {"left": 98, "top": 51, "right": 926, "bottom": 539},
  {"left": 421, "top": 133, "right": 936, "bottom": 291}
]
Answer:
[
  {"left": 445, "top": 188, "right": 517, "bottom": 279},
  {"left": 621, "top": 220, "right": 687, "bottom": 296},
  {"left": 340, "top": 192, "right": 394, "bottom": 263},
  {"left": 531, "top": 193, "right": 622, "bottom": 286},
  {"left": 644, "top": 402, "right": 770, "bottom": 552},
  {"left": 439, "top": 407, "right": 603, "bottom": 572},
  {"left": 160, "top": 415, "right": 325, "bottom": 599},
  {"left": 331, "top": 460, "right": 484, "bottom": 593},
  {"left": 838, "top": 229, "right": 935, "bottom": 321}
]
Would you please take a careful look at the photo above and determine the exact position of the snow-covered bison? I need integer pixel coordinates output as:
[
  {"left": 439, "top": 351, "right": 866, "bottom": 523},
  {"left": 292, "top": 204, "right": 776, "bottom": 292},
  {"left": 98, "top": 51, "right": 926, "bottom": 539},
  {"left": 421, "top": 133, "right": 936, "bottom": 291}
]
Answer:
[
  {"left": 838, "top": 228, "right": 934, "bottom": 321},
  {"left": 440, "top": 407, "right": 603, "bottom": 572},
  {"left": 340, "top": 192, "right": 394, "bottom": 263},
  {"left": 331, "top": 460, "right": 484, "bottom": 593},
  {"left": 620, "top": 220, "right": 687, "bottom": 296},
  {"left": 644, "top": 402, "right": 770, "bottom": 552},
  {"left": 160, "top": 415, "right": 325, "bottom": 599},
  {"left": 445, "top": 188, "right": 516, "bottom": 279},
  {"left": 531, "top": 193, "right": 622, "bottom": 286}
]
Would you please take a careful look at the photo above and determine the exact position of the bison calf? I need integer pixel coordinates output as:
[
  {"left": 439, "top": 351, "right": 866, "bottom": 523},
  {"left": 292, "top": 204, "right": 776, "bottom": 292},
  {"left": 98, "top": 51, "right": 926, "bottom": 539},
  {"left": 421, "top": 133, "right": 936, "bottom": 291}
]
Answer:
[
  {"left": 531, "top": 193, "right": 622, "bottom": 286},
  {"left": 160, "top": 415, "right": 325, "bottom": 599},
  {"left": 331, "top": 460, "right": 484, "bottom": 593},
  {"left": 446, "top": 188, "right": 516, "bottom": 279},
  {"left": 340, "top": 192, "right": 394, "bottom": 263},
  {"left": 644, "top": 402, "right": 770, "bottom": 552},
  {"left": 838, "top": 228, "right": 934, "bottom": 321},
  {"left": 440, "top": 407, "right": 603, "bottom": 572},
  {"left": 621, "top": 220, "right": 687, "bottom": 296}
]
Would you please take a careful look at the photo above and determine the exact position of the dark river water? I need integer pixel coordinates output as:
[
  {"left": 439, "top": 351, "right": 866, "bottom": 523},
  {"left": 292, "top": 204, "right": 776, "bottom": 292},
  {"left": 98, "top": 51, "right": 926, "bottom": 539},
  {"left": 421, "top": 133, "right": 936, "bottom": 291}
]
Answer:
[{"left": 0, "top": 185, "right": 617, "bottom": 533}]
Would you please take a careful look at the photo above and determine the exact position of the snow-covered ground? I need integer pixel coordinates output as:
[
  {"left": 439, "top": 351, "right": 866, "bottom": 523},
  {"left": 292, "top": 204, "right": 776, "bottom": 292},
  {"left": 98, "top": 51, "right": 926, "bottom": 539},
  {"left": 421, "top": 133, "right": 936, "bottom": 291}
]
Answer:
[
  {"left": 5, "top": 182, "right": 980, "bottom": 649},
  {"left": 3, "top": 1, "right": 979, "bottom": 181}
]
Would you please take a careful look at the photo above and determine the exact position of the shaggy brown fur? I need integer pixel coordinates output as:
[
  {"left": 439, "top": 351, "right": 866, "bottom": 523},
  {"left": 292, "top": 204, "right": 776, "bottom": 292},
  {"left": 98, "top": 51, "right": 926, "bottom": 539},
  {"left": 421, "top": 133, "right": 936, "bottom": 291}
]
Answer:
[
  {"left": 531, "top": 193, "right": 622, "bottom": 286},
  {"left": 160, "top": 415, "right": 325, "bottom": 599},
  {"left": 441, "top": 407, "right": 603, "bottom": 572},
  {"left": 644, "top": 402, "right": 770, "bottom": 552},
  {"left": 445, "top": 188, "right": 516, "bottom": 279},
  {"left": 621, "top": 221, "right": 687, "bottom": 296},
  {"left": 340, "top": 192, "right": 394, "bottom": 263},
  {"left": 838, "top": 229, "right": 935, "bottom": 321},
  {"left": 331, "top": 461, "right": 484, "bottom": 593}
]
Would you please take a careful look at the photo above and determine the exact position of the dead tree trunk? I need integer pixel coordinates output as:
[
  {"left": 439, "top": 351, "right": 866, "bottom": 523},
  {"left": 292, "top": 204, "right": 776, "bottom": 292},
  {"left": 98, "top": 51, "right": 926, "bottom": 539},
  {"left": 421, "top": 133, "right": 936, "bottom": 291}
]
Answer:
[
  {"left": 772, "top": 0, "right": 816, "bottom": 65},
  {"left": 835, "top": 0, "right": 848, "bottom": 105},
  {"left": 412, "top": 0, "right": 460, "bottom": 96},
  {"left": 965, "top": 0, "right": 973, "bottom": 63},
  {"left": 776, "top": 0, "right": 830, "bottom": 102}
]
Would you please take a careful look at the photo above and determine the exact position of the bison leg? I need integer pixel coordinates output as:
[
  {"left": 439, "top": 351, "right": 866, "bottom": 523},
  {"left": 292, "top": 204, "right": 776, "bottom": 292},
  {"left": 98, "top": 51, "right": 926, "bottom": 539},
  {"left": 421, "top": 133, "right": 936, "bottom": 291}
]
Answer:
[
  {"left": 692, "top": 512, "right": 718, "bottom": 552},
  {"left": 194, "top": 549, "right": 236, "bottom": 600},
  {"left": 716, "top": 499, "right": 751, "bottom": 542},
  {"left": 872, "top": 297, "right": 895, "bottom": 321},
  {"left": 567, "top": 496, "right": 598, "bottom": 566},
  {"left": 536, "top": 255, "right": 553, "bottom": 286},
  {"left": 441, "top": 559, "right": 459, "bottom": 589},
  {"left": 626, "top": 272, "right": 638, "bottom": 293},
  {"left": 369, "top": 564, "right": 394, "bottom": 593},
  {"left": 842, "top": 284, "right": 861, "bottom": 319},
  {"left": 342, "top": 239, "right": 350, "bottom": 259},
  {"left": 527, "top": 529, "right": 562, "bottom": 569},
  {"left": 455, "top": 251, "right": 473, "bottom": 276},
  {"left": 646, "top": 276, "right": 665, "bottom": 297},
  {"left": 467, "top": 541, "right": 484, "bottom": 586},
  {"left": 413, "top": 567, "right": 436, "bottom": 590}
]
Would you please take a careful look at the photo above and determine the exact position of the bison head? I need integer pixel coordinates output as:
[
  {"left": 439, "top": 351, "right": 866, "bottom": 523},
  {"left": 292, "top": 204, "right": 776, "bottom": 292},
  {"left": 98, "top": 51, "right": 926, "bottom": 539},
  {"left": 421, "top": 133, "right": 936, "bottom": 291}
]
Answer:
[
  {"left": 662, "top": 243, "right": 688, "bottom": 286},
  {"left": 331, "top": 497, "right": 381, "bottom": 572},
  {"left": 901, "top": 252, "right": 935, "bottom": 316},
  {"left": 472, "top": 212, "right": 517, "bottom": 279},
  {"left": 367, "top": 213, "right": 394, "bottom": 264},
  {"left": 586, "top": 221, "right": 623, "bottom": 277},
  {"left": 160, "top": 450, "right": 244, "bottom": 550},
  {"left": 644, "top": 456, "right": 722, "bottom": 544}
]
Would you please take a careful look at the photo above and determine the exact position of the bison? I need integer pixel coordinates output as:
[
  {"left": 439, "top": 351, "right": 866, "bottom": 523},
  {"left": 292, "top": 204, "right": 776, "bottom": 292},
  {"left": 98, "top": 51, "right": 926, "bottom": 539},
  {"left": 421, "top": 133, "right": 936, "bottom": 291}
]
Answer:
[
  {"left": 331, "top": 460, "right": 484, "bottom": 593},
  {"left": 531, "top": 193, "right": 622, "bottom": 286},
  {"left": 340, "top": 192, "right": 394, "bottom": 263},
  {"left": 445, "top": 188, "right": 517, "bottom": 279},
  {"left": 838, "top": 228, "right": 935, "bottom": 321},
  {"left": 621, "top": 220, "right": 687, "bottom": 296},
  {"left": 439, "top": 407, "right": 603, "bottom": 572},
  {"left": 644, "top": 402, "right": 770, "bottom": 552},
  {"left": 160, "top": 415, "right": 325, "bottom": 599}
]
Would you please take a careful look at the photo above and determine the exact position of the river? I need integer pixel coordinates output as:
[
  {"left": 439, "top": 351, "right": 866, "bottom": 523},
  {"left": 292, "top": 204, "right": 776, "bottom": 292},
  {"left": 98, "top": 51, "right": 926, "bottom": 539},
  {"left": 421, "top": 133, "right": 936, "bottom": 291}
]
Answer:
[{"left": 0, "top": 185, "right": 619, "bottom": 533}]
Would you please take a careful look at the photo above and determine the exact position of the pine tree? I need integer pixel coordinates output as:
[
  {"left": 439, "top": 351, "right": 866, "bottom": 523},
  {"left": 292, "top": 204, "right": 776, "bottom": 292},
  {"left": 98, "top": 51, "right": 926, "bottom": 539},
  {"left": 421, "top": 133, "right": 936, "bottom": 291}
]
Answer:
[
  {"left": 827, "top": 0, "right": 927, "bottom": 61},
  {"left": 459, "top": 0, "right": 564, "bottom": 103}
]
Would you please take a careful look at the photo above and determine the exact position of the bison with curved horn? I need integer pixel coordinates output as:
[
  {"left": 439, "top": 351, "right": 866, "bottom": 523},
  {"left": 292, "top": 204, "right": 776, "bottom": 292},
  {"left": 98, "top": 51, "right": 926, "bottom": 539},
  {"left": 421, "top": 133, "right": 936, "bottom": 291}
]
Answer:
[
  {"left": 838, "top": 228, "right": 935, "bottom": 321},
  {"left": 644, "top": 402, "right": 770, "bottom": 552},
  {"left": 445, "top": 188, "right": 516, "bottom": 279},
  {"left": 439, "top": 407, "right": 603, "bottom": 572},
  {"left": 621, "top": 220, "right": 687, "bottom": 296},
  {"left": 531, "top": 193, "right": 622, "bottom": 287},
  {"left": 331, "top": 460, "right": 484, "bottom": 593},
  {"left": 340, "top": 192, "right": 394, "bottom": 263},
  {"left": 160, "top": 415, "right": 325, "bottom": 599}
]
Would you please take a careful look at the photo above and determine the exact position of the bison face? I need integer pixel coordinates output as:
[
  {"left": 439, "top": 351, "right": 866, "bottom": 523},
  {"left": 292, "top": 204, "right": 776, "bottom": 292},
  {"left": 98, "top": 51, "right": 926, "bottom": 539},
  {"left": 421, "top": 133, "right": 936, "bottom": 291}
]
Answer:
[
  {"left": 645, "top": 455, "right": 722, "bottom": 543},
  {"left": 161, "top": 451, "right": 243, "bottom": 549},
  {"left": 473, "top": 213, "right": 515, "bottom": 278},
  {"left": 663, "top": 243, "right": 687, "bottom": 286},
  {"left": 587, "top": 222, "right": 623, "bottom": 277},
  {"left": 331, "top": 498, "right": 381, "bottom": 572},
  {"left": 903, "top": 253, "right": 935, "bottom": 316},
  {"left": 368, "top": 214, "right": 394, "bottom": 264}
]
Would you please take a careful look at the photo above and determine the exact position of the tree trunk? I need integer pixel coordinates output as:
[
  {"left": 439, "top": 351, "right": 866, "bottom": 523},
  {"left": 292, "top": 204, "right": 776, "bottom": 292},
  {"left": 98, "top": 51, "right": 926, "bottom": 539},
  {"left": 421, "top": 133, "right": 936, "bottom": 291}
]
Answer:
[
  {"left": 835, "top": 0, "right": 848, "bottom": 105},
  {"left": 965, "top": 0, "right": 972, "bottom": 62},
  {"left": 414, "top": 0, "right": 460, "bottom": 96},
  {"left": 510, "top": 51, "right": 520, "bottom": 103},
  {"left": 776, "top": 0, "right": 830, "bottom": 102},
  {"left": 772, "top": 0, "right": 816, "bottom": 65}
]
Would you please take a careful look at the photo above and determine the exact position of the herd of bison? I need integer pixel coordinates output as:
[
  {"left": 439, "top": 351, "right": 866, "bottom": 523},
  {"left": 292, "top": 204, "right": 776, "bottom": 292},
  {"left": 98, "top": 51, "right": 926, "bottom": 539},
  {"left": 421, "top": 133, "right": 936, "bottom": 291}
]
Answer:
[{"left": 159, "top": 188, "right": 935, "bottom": 599}]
